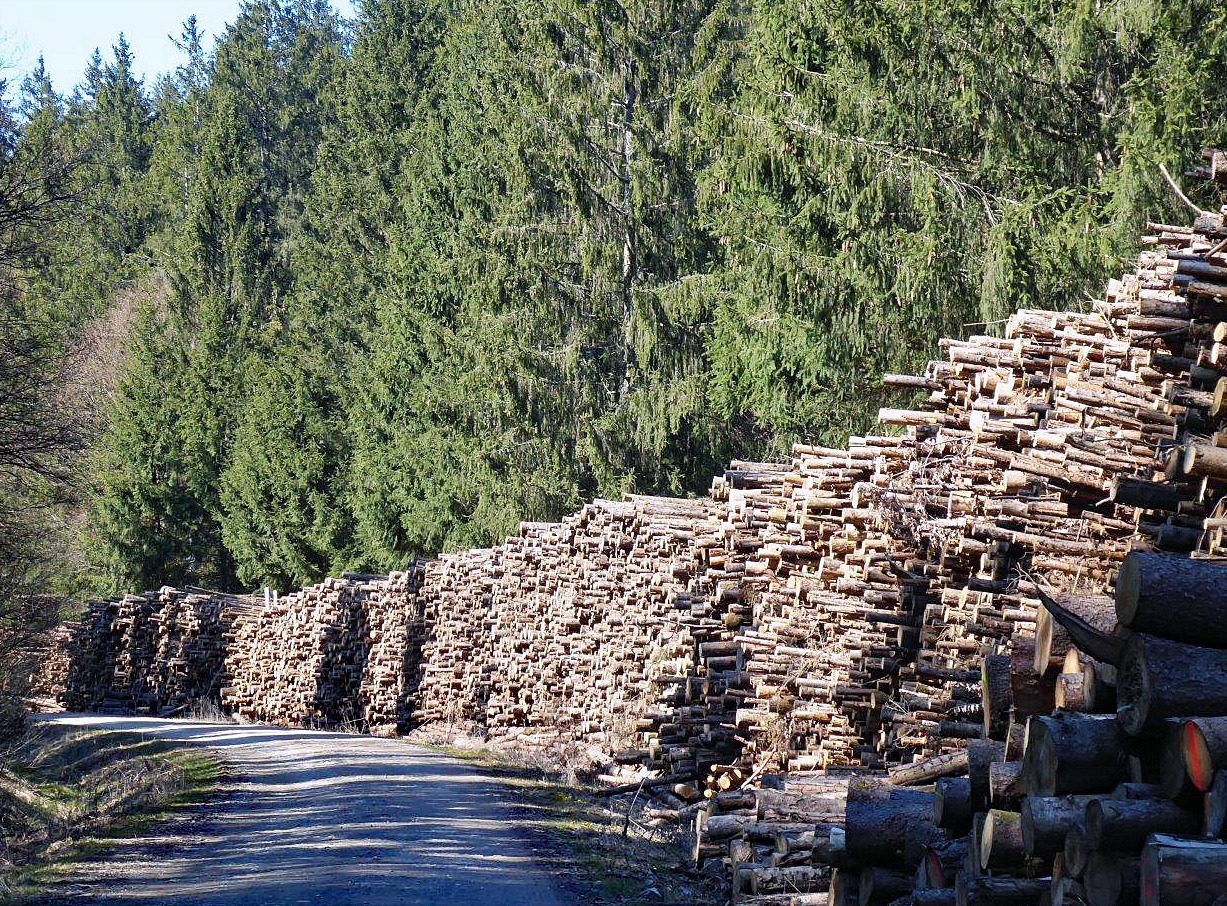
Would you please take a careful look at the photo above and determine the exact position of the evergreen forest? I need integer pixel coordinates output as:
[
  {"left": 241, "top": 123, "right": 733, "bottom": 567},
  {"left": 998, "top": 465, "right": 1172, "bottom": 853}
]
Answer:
[{"left": 3, "top": 0, "right": 1227, "bottom": 598}]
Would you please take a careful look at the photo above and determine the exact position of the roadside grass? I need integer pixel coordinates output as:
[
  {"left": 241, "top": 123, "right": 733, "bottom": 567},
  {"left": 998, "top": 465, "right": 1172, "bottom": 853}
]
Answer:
[
  {"left": 0, "top": 724, "right": 223, "bottom": 902},
  {"left": 432, "top": 744, "right": 721, "bottom": 906}
]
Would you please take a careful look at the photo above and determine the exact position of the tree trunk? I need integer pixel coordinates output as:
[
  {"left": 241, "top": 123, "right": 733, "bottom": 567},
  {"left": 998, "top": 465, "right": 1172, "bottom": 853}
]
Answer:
[
  {"left": 859, "top": 867, "right": 910, "bottom": 905},
  {"left": 968, "top": 739, "right": 1005, "bottom": 810},
  {"left": 1085, "top": 853, "right": 1139, "bottom": 906},
  {"left": 1116, "top": 552, "right": 1227, "bottom": 647},
  {"left": 1022, "top": 794, "right": 1099, "bottom": 858},
  {"left": 1110, "top": 476, "right": 1186, "bottom": 511},
  {"left": 889, "top": 749, "right": 969, "bottom": 786},
  {"left": 1087, "top": 797, "right": 1201, "bottom": 850},
  {"left": 1022, "top": 712, "right": 1127, "bottom": 794},
  {"left": 956, "top": 874, "right": 1048, "bottom": 906},
  {"left": 1205, "top": 771, "right": 1227, "bottom": 838},
  {"left": 1118, "top": 633, "right": 1227, "bottom": 735},
  {"left": 980, "top": 809, "right": 1025, "bottom": 870},
  {"left": 989, "top": 760, "right": 1024, "bottom": 809},
  {"left": 1141, "top": 834, "right": 1227, "bottom": 905},
  {"left": 845, "top": 778, "right": 936, "bottom": 869},
  {"left": 1033, "top": 594, "right": 1116, "bottom": 675},
  {"left": 936, "top": 776, "right": 973, "bottom": 833},
  {"left": 982, "top": 653, "right": 1012, "bottom": 740},
  {"left": 1182, "top": 716, "right": 1227, "bottom": 791},
  {"left": 1064, "top": 820, "right": 1091, "bottom": 879}
]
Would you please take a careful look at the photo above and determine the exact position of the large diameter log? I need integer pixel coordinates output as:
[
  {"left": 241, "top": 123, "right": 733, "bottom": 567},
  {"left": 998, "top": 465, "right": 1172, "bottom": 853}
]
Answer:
[
  {"left": 989, "top": 761, "right": 1024, "bottom": 809},
  {"left": 1110, "top": 477, "right": 1186, "bottom": 512},
  {"left": 1206, "top": 771, "right": 1227, "bottom": 838},
  {"left": 859, "top": 867, "right": 910, "bottom": 905},
  {"left": 1034, "top": 594, "right": 1118, "bottom": 675},
  {"left": 1182, "top": 717, "right": 1227, "bottom": 792},
  {"left": 1118, "top": 634, "right": 1227, "bottom": 735},
  {"left": 935, "top": 777, "right": 973, "bottom": 833},
  {"left": 1022, "top": 712, "right": 1127, "bottom": 795},
  {"left": 1022, "top": 795, "right": 1099, "bottom": 858},
  {"left": 1141, "top": 834, "right": 1227, "bottom": 905},
  {"left": 1116, "top": 552, "right": 1227, "bottom": 647},
  {"left": 1085, "top": 853, "right": 1140, "bottom": 906},
  {"left": 980, "top": 809, "right": 1025, "bottom": 870},
  {"left": 845, "top": 778, "right": 936, "bottom": 868},
  {"left": 1183, "top": 442, "right": 1227, "bottom": 480},
  {"left": 968, "top": 740, "right": 1005, "bottom": 810},
  {"left": 1086, "top": 798, "right": 1201, "bottom": 850},
  {"left": 955, "top": 874, "right": 1048, "bottom": 906},
  {"left": 1009, "top": 639, "right": 1054, "bottom": 720}
]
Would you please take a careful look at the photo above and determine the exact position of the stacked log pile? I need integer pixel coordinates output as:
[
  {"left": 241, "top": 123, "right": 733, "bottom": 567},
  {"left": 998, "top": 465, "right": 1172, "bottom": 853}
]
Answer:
[{"left": 51, "top": 152, "right": 1227, "bottom": 904}]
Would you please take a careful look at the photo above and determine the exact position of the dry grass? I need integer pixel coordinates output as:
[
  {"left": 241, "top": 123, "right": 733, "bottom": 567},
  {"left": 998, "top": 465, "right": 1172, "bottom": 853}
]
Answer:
[
  {"left": 0, "top": 722, "right": 221, "bottom": 900},
  {"left": 431, "top": 743, "right": 722, "bottom": 905}
]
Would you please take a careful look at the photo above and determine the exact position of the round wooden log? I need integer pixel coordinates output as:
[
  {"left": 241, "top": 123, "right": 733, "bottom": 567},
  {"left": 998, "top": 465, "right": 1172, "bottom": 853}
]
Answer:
[
  {"left": 1141, "top": 834, "right": 1227, "bottom": 905},
  {"left": 920, "top": 837, "right": 968, "bottom": 889},
  {"left": 913, "top": 889, "right": 957, "bottom": 906},
  {"left": 1183, "top": 442, "right": 1227, "bottom": 480},
  {"left": 956, "top": 873, "right": 1048, "bottom": 906},
  {"left": 860, "top": 867, "right": 910, "bottom": 905},
  {"left": 1022, "top": 712, "right": 1127, "bottom": 794},
  {"left": 1206, "top": 771, "right": 1227, "bottom": 838},
  {"left": 1034, "top": 594, "right": 1117, "bottom": 675},
  {"left": 1085, "top": 853, "right": 1140, "bottom": 906},
  {"left": 968, "top": 740, "right": 1005, "bottom": 811},
  {"left": 1086, "top": 797, "right": 1201, "bottom": 850},
  {"left": 1118, "top": 633, "right": 1227, "bottom": 735},
  {"left": 980, "top": 809, "right": 1025, "bottom": 871},
  {"left": 989, "top": 761, "right": 1024, "bottom": 809},
  {"left": 1116, "top": 552, "right": 1227, "bottom": 647},
  {"left": 845, "top": 778, "right": 936, "bottom": 868},
  {"left": 1022, "top": 794, "right": 1098, "bottom": 858},
  {"left": 1110, "top": 477, "right": 1186, "bottom": 512},
  {"left": 1009, "top": 639, "right": 1054, "bottom": 721},
  {"left": 1057, "top": 669, "right": 1094, "bottom": 712},
  {"left": 1051, "top": 876, "right": 1086, "bottom": 906},
  {"left": 982, "top": 654, "right": 1012, "bottom": 741},
  {"left": 828, "top": 867, "right": 855, "bottom": 906},
  {"left": 1182, "top": 716, "right": 1227, "bottom": 792},
  {"left": 936, "top": 776, "right": 973, "bottom": 833},
  {"left": 1064, "top": 821, "right": 1091, "bottom": 879},
  {"left": 1161, "top": 719, "right": 1195, "bottom": 799}
]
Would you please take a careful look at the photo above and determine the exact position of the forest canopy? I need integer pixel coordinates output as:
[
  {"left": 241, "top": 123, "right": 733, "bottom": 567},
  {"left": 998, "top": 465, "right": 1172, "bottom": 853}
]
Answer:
[{"left": 3, "top": 0, "right": 1226, "bottom": 595}]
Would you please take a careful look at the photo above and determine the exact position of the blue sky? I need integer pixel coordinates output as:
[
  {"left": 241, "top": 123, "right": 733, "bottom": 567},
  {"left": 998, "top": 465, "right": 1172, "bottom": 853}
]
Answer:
[{"left": 0, "top": 1, "right": 357, "bottom": 96}]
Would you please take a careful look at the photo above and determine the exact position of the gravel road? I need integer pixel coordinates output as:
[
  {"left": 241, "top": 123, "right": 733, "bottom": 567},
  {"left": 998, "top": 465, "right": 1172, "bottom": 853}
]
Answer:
[{"left": 31, "top": 714, "right": 575, "bottom": 906}]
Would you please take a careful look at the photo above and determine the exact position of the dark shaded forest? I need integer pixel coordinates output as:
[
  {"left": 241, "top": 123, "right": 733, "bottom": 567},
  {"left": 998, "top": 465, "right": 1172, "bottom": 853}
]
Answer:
[{"left": 3, "top": 0, "right": 1226, "bottom": 599}]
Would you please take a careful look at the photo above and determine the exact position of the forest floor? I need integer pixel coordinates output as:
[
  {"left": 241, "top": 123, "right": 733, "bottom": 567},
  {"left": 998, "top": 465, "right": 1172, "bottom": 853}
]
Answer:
[{"left": 11, "top": 715, "right": 717, "bottom": 906}]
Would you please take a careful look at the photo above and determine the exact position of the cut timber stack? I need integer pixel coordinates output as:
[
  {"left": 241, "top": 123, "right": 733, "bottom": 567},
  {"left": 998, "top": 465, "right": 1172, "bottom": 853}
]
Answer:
[{"left": 50, "top": 152, "right": 1227, "bottom": 905}]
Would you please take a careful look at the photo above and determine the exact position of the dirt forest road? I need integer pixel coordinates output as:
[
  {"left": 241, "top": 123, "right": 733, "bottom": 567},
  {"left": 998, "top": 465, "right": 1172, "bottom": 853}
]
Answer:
[{"left": 31, "top": 714, "right": 575, "bottom": 906}]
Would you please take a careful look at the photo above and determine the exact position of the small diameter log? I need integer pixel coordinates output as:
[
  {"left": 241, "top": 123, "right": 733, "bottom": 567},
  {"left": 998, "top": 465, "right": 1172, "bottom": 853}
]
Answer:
[
  {"left": 920, "top": 838, "right": 969, "bottom": 889},
  {"left": 828, "top": 868, "right": 855, "bottom": 906},
  {"left": 982, "top": 654, "right": 1012, "bottom": 740},
  {"left": 1022, "top": 795, "right": 1099, "bottom": 858},
  {"left": 1116, "top": 552, "right": 1227, "bottom": 647},
  {"left": 860, "top": 867, "right": 911, "bottom": 906},
  {"left": 845, "top": 778, "right": 936, "bottom": 868},
  {"left": 968, "top": 740, "right": 1005, "bottom": 811},
  {"left": 1085, "top": 853, "right": 1140, "bottom": 906},
  {"left": 1022, "top": 712, "right": 1127, "bottom": 795},
  {"left": 1086, "top": 798, "right": 1201, "bottom": 850},
  {"left": 890, "top": 749, "right": 969, "bottom": 786},
  {"left": 1182, "top": 716, "right": 1227, "bottom": 792},
  {"left": 1118, "top": 634, "right": 1227, "bottom": 735},
  {"left": 1141, "top": 834, "right": 1227, "bottom": 905},
  {"left": 989, "top": 761, "right": 1024, "bottom": 809},
  {"left": 936, "top": 777, "right": 973, "bottom": 834}
]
